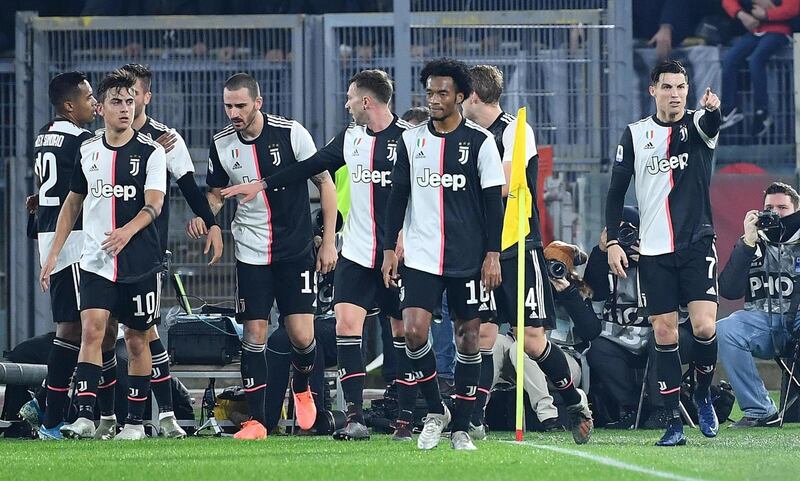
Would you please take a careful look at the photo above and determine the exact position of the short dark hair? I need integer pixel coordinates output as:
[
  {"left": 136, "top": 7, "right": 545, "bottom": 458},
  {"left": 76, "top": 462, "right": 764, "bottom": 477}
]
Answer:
[
  {"left": 469, "top": 65, "right": 503, "bottom": 104},
  {"left": 49, "top": 71, "right": 88, "bottom": 111},
  {"left": 419, "top": 58, "right": 473, "bottom": 98},
  {"left": 97, "top": 69, "right": 136, "bottom": 103},
  {"left": 120, "top": 63, "right": 152, "bottom": 92},
  {"left": 650, "top": 59, "right": 688, "bottom": 86},
  {"left": 401, "top": 106, "right": 430, "bottom": 124},
  {"left": 349, "top": 69, "right": 393, "bottom": 105},
  {"left": 764, "top": 182, "right": 800, "bottom": 209},
  {"left": 224, "top": 73, "right": 260, "bottom": 100}
]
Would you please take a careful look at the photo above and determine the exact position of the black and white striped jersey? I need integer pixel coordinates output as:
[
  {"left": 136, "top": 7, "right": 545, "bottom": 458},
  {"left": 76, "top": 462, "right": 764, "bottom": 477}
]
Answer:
[
  {"left": 392, "top": 118, "right": 506, "bottom": 277},
  {"left": 70, "top": 132, "right": 167, "bottom": 282},
  {"left": 486, "top": 111, "right": 542, "bottom": 257},
  {"left": 33, "top": 118, "right": 93, "bottom": 273},
  {"left": 206, "top": 113, "right": 317, "bottom": 265},
  {"left": 609, "top": 109, "right": 719, "bottom": 255}
]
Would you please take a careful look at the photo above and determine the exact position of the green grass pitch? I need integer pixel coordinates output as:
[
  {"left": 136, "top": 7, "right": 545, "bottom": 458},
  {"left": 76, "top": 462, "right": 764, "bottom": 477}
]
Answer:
[{"left": 2, "top": 427, "right": 798, "bottom": 481}]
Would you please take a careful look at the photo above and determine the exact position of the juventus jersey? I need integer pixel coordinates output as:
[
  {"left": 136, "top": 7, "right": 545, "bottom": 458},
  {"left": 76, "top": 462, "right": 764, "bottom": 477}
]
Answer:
[
  {"left": 486, "top": 111, "right": 543, "bottom": 257},
  {"left": 612, "top": 109, "right": 719, "bottom": 255},
  {"left": 392, "top": 118, "right": 506, "bottom": 277},
  {"left": 207, "top": 113, "right": 317, "bottom": 265},
  {"left": 137, "top": 117, "right": 194, "bottom": 252},
  {"left": 318, "top": 116, "right": 412, "bottom": 268},
  {"left": 70, "top": 132, "right": 167, "bottom": 283},
  {"left": 34, "top": 119, "right": 93, "bottom": 273}
]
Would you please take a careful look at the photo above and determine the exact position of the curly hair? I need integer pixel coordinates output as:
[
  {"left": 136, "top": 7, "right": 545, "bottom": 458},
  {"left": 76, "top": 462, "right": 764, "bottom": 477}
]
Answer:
[{"left": 419, "top": 58, "right": 473, "bottom": 98}]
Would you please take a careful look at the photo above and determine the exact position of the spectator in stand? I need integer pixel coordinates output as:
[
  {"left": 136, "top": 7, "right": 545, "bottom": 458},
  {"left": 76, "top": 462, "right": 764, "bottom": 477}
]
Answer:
[
  {"left": 720, "top": 0, "right": 800, "bottom": 137},
  {"left": 632, "top": 0, "right": 697, "bottom": 60}
]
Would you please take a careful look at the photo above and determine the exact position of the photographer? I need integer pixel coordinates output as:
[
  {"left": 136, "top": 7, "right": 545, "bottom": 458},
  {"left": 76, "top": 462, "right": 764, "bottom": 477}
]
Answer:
[
  {"left": 717, "top": 182, "right": 800, "bottom": 428},
  {"left": 492, "top": 241, "right": 600, "bottom": 429}
]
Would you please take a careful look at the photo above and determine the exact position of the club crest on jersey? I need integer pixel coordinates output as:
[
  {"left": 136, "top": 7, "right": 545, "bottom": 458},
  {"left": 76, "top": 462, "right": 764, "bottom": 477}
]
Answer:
[
  {"left": 269, "top": 144, "right": 281, "bottom": 166},
  {"left": 647, "top": 153, "right": 688, "bottom": 175},
  {"left": 680, "top": 125, "right": 688, "bottom": 142},
  {"left": 387, "top": 141, "right": 397, "bottom": 163},
  {"left": 457, "top": 142, "right": 470, "bottom": 165},
  {"left": 129, "top": 156, "right": 140, "bottom": 176}
]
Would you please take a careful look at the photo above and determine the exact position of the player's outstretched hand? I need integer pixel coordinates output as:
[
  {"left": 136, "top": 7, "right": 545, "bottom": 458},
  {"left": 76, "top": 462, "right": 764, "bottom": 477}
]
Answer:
[
  {"left": 102, "top": 226, "right": 133, "bottom": 257},
  {"left": 316, "top": 240, "right": 337, "bottom": 274},
  {"left": 382, "top": 249, "right": 399, "bottom": 288},
  {"left": 205, "top": 225, "right": 223, "bottom": 265},
  {"left": 701, "top": 87, "right": 720, "bottom": 112},
  {"left": 40, "top": 253, "right": 57, "bottom": 292},
  {"left": 186, "top": 216, "right": 208, "bottom": 239},
  {"left": 155, "top": 131, "right": 178, "bottom": 153},
  {"left": 607, "top": 244, "right": 628, "bottom": 278},
  {"left": 481, "top": 252, "right": 502, "bottom": 291},
  {"left": 221, "top": 180, "right": 262, "bottom": 204}
]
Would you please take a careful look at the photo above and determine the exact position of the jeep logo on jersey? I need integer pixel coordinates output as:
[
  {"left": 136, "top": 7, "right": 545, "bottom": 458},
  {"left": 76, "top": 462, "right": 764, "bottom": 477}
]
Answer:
[
  {"left": 269, "top": 146, "right": 281, "bottom": 166},
  {"left": 352, "top": 164, "right": 391, "bottom": 187},
  {"left": 457, "top": 143, "right": 470, "bottom": 165},
  {"left": 91, "top": 180, "right": 136, "bottom": 201},
  {"left": 647, "top": 153, "right": 688, "bottom": 175},
  {"left": 129, "top": 156, "right": 140, "bottom": 176},
  {"left": 416, "top": 168, "right": 466, "bottom": 191},
  {"left": 387, "top": 141, "right": 397, "bottom": 163}
]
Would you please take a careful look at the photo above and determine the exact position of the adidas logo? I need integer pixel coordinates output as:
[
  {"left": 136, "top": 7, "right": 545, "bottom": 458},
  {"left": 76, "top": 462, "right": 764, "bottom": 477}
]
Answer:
[
  {"left": 706, "top": 286, "right": 717, "bottom": 295},
  {"left": 89, "top": 164, "right": 98, "bottom": 172},
  {"left": 644, "top": 142, "right": 654, "bottom": 149},
  {"left": 352, "top": 149, "right": 359, "bottom": 156},
  {"left": 478, "top": 303, "right": 489, "bottom": 312},
  {"left": 232, "top": 161, "right": 242, "bottom": 169},
  {"left": 415, "top": 150, "right": 426, "bottom": 159}
]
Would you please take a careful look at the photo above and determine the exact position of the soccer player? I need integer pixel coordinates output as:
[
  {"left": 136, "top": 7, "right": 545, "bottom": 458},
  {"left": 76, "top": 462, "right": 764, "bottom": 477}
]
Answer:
[
  {"left": 201, "top": 73, "right": 337, "bottom": 440},
  {"left": 117, "top": 63, "right": 222, "bottom": 439},
  {"left": 606, "top": 60, "right": 722, "bottom": 446},
  {"left": 220, "top": 70, "right": 414, "bottom": 441},
  {"left": 381, "top": 58, "right": 505, "bottom": 451},
  {"left": 40, "top": 69, "right": 168, "bottom": 441},
  {"left": 24, "top": 72, "right": 115, "bottom": 439},
  {"left": 461, "top": 65, "right": 593, "bottom": 444}
]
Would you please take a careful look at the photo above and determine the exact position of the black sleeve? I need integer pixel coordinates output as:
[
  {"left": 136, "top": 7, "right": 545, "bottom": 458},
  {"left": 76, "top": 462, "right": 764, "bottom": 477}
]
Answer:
[
  {"left": 697, "top": 108, "right": 722, "bottom": 139},
  {"left": 719, "top": 238, "right": 757, "bottom": 300},
  {"left": 69, "top": 149, "right": 87, "bottom": 195},
  {"left": 176, "top": 173, "right": 217, "bottom": 228},
  {"left": 384, "top": 136, "right": 412, "bottom": 250},
  {"left": 605, "top": 127, "right": 635, "bottom": 242},
  {"left": 556, "top": 286, "right": 602, "bottom": 341},
  {"left": 265, "top": 131, "right": 346, "bottom": 189},
  {"left": 483, "top": 185, "right": 503, "bottom": 253},
  {"left": 205, "top": 142, "right": 229, "bottom": 188},
  {"left": 584, "top": 246, "right": 611, "bottom": 301}
]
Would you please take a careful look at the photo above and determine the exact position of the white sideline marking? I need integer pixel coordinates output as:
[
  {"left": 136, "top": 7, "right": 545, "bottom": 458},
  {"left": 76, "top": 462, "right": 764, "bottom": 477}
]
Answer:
[{"left": 504, "top": 441, "right": 714, "bottom": 481}]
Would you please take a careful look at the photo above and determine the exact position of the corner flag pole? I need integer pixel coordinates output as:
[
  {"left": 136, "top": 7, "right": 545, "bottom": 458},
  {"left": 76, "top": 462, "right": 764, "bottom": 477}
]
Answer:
[{"left": 513, "top": 107, "right": 528, "bottom": 442}]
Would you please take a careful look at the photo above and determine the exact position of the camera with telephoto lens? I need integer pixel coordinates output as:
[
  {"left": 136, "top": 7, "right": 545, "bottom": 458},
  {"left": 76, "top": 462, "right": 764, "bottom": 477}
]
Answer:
[
  {"left": 617, "top": 222, "right": 639, "bottom": 255},
  {"left": 547, "top": 259, "right": 568, "bottom": 280},
  {"left": 756, "top": 210, "right": 781, "bottom": 231}
]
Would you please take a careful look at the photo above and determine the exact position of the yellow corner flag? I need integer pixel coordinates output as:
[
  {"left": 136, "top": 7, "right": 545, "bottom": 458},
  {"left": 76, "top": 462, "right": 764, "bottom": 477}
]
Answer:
[
  {"left": 501, "top": 107, "right": 532, "bottom": 252},
  {"left": 503, "top": 107, "right": 532, "bottom": 442}
]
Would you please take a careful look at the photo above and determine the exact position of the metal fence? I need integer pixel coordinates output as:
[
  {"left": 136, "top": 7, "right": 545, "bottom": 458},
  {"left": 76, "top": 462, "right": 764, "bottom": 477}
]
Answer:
[
  {"left": 411, "top": 0, "right": 610, "bottom": 10},
  {"left": 0, "top": 60, "right": 12, "bottom": 352}
]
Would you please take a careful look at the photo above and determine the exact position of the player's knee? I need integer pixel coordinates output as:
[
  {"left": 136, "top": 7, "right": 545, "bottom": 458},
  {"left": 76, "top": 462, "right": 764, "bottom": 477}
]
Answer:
[
  {"left": 124, "top": 329, "right": 148, "bottom": 357},
  {"left": 691, "top": 320, "right": 716, "bottom": 340},
  {"left": 523, "top": 327, "right": 547, "bottom": 357},
  {"left": 652, "top": 321, "right": 679, "bottom": 344},
  {"left": 478, "top": 323, "right": 498, "bottom": 349},
  {"left": 403, "top": 322, "right": 427, "bottom": 348},
  {"left": 335, "top": 316, "right": 363, "bottom": 336},
  {"left": 56, "top": 322, "right": 82, "bottom": 343},
  {"left": 389, "top": 318, "right": 404, "bottom": 337},
  {"left": 454, "top": 323, "right": 479, "bottom": 352},
  {"left": 81, "top": 320, "right": 106, "bottom": 346},
  {"left": 243, "top": 320, "right": 268, "bottom": 344}
]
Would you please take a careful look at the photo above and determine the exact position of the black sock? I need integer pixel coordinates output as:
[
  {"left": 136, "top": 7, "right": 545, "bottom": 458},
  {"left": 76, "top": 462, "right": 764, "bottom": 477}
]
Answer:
[
  {"left": 291, "top": 339, "right": 316, "bottom": 393},
  {"left": 96, "top": 350, "right": 117, "bottom": 417},
  {"left": 655, "top": 343, "right": 682, "bottom": 413},
  {"left": 241, "top": 340, "right": 267, "bottom": 424},
  {"left": 43, "top": 337, "right": 80, "bottom": 428},
  {"left": 453, "top": 351, "right": 481, "bottom": 432},
  {"left": 126, "top": 375, "right": 151, "bottom": 426},
  {"left": 74, "top": 362, "right": 102, "bottom": 420},
  {"left": 533, "top": 341, "right": 580, "bottom": 407},
  {"left": 337, "top": 335, "right": 365, "bottom": 423},
  {"left": 406, "top": 340, "right": 444, "bottom": 415},
  {"left": 394, "top": 337, "right": 417, "bottom": 425},
  {"left": 692, "top": 333, "right": 717, "bottom": 400},
  {"left": 471, "top": 349, "right": 493, "bottom": 426},
  {"left": 149, "top": 339, "right": 173, "bottom": 414}
]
